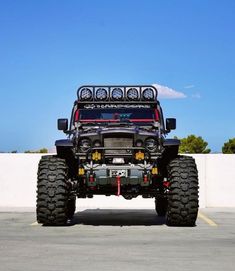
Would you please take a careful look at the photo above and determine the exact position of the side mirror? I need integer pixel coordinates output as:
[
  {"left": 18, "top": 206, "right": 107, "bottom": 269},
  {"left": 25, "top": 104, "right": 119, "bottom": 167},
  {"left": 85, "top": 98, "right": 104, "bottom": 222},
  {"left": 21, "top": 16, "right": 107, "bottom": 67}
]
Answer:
[
  {"left": 166, "top": 118, "right": 176, "bottom": 131},
  {"left": 57, "top": 118, "right": 68, "bottom": 131}
]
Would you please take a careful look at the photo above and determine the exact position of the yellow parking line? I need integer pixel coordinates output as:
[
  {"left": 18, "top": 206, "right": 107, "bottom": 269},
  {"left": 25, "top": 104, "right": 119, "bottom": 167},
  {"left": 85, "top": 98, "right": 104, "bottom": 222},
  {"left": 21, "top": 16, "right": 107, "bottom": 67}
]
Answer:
[{"left": 198, "top": 212, "right": 218, "bottom": 227}]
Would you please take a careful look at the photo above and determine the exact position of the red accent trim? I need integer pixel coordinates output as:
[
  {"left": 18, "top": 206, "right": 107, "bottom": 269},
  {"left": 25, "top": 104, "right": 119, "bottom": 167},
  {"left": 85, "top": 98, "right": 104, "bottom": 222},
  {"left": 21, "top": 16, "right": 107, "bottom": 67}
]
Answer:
[
  {"left": 116, "top": 175, "right": 121, "bottom": 196},
  {"left": 154, "top": 109, "right": 159, "bottom": 121},
  {"left": 74, "top": 109, "right": 80, "bottom": 122},
  {"left": 80, "top": 119, "right": 154, "bottom": 123},
  {"left": 163, "top": 181, "right": 170, "bottom": 188},
  {"left": 89, "top": 175, "right": 94, "bottom": 183}
]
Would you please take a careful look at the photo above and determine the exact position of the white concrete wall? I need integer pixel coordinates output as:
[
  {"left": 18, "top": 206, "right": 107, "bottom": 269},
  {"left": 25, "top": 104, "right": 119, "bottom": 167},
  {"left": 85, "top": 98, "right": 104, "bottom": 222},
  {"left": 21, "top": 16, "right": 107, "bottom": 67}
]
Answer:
[
  {"left": 0, "top": 153, "right": 235, "bottom": 209},
  {"left": 0, "top": 154, "right": 41, "bottom": 208},
  {"left": 205, "top": 155, "right": 235, "bottom": 207}
]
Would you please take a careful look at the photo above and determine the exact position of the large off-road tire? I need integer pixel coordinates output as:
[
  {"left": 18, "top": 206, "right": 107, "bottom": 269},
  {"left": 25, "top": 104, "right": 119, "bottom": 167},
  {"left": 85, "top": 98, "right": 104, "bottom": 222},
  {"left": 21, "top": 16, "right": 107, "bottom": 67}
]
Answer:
[
  {"left": 36, "top": 156, "right": 70, "bottom": 225},
  {"left": 155, "top": 196, "right": 168, "bottom": 217},
  {"left": 166, "top": 156, "right": 199, "bottom": 226}
]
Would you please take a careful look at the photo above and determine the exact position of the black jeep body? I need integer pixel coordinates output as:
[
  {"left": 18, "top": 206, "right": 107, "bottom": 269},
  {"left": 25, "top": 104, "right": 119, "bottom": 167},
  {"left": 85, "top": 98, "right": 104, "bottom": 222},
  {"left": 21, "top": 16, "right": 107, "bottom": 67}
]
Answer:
[{"left": 36, "top": 85, "right": 199, "bottom": 226}]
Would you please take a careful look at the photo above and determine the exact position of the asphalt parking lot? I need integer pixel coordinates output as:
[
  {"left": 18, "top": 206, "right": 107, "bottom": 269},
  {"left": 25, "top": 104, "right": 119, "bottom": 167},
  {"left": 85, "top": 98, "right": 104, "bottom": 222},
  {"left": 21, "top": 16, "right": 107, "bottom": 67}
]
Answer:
[{"left": 0, "top": 208, "right": 235, "bottom": 271}]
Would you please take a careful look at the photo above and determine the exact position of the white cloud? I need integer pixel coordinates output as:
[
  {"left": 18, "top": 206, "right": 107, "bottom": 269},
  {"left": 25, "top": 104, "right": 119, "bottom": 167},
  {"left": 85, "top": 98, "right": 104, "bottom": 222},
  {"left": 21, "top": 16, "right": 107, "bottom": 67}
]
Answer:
[{"left": 153, "top": 83, "right": 186, "bottom": 99}]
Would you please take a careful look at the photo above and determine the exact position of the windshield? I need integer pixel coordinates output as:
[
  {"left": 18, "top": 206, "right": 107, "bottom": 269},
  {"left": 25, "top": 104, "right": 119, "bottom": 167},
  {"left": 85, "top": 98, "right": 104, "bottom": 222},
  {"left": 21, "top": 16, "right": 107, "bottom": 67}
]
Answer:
[{"left": 78, "top": 108, "right": 158, "bottom": 124}]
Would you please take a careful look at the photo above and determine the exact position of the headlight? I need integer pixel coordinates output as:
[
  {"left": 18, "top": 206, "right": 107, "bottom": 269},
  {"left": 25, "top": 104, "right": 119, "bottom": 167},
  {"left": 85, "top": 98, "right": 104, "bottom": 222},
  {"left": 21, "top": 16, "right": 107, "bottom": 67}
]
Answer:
[
  {"left": 142, "top": 87, "right": 154, "bottom": 101},
  {"left": 79, "top": 138, "right": 91, "bottom": 152},
  {"left": 96, "top": 88, "right": 107, "bottom": 100},
  {"left": 80, "top": 87, "right": 92, "bottom": 100},
  {"left": 93, "top": 140, "right": 101, "bottom": 147},
  {"left": 145, "top": 138, "right": 158, "bottom": 152},
  {"left": 112, "top": 88, "right": 123, "bottom": 100},
  {"left": 127, "top": 88, "right": 139, "bottom": 100}
]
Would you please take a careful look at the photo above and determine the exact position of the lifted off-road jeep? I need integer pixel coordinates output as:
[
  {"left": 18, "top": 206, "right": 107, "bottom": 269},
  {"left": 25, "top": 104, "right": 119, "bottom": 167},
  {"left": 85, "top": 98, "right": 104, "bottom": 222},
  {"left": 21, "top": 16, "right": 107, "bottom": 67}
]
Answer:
[{"left": 37, "top": 85, "right": 199, "bottom": 226}]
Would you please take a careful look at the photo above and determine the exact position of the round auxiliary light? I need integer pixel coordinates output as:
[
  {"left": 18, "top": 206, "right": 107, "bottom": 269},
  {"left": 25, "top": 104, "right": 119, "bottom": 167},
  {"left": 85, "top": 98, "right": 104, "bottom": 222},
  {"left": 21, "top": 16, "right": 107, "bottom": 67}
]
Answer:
[
  {"left": 145, "top": 138, "right": 158, "bottom": 152},
  {"left": 142, "top": 87, "right": 154, "bottom": 101},
  {"left": 80, "top": 87, "right": 92, "bottom": 101},
  {"left": 79, "top": 138, "right": 91, "bottom": 152},
  {"left": 93, "top": 140, "right": 101, "bottom": 147},
  {"left": 112, "top": 88, "right": 123, "bottom": 100},
  {"left": 127, "top": 88, "right": 139, "bottom": 100},
  {"left": 96, "top": 88, "right": 108, "bottom": 100}
]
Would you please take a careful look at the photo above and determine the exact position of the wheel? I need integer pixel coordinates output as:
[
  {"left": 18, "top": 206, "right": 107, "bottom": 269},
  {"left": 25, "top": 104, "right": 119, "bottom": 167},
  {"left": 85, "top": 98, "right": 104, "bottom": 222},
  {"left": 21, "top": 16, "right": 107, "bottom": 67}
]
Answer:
[
  {"left": 155, "top": 197, "right": 168, "bottom": 217},
  {"left": 67, "top": 197, "right": 76, "bottom": 220},
  {"left": 166, "top": 156, "right": 199, "bottom": 226},
  {"left": 36, "top": 156, "right": 70, "bottom": 225}
]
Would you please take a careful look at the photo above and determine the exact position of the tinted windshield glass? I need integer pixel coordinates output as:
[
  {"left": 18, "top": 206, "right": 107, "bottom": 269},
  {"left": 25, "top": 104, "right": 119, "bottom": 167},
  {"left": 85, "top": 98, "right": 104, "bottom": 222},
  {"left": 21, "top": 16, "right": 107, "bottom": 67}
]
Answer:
[{"left": 79, "top": 108, "right": 155, "bottom": 123}]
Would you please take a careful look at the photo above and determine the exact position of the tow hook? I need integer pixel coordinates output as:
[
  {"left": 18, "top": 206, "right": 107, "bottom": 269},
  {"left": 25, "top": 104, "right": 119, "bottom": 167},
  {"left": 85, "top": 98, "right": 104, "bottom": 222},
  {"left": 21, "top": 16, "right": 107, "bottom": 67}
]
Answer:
[
  {"left": 116, "top": 175, "right": 121, "bottom": 196},
  {"left": 88, "top": 173, "right": 96, "bottom": 188},
  {"left": 89, "top": 174, "right": 94, "bottom": 183},
  {"left": 143, "top": 174, "right": 148, "bottom": 183}
]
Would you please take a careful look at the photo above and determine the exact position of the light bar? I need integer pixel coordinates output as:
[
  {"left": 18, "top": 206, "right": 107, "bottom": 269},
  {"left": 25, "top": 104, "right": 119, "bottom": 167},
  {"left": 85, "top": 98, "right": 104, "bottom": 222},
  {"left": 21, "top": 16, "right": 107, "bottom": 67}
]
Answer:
[
  {"left": 79, "top": 87, "right": 92, "bottom": 101},
  {"left": 112, "top": 87, "right": 123, "bottom": 100},
  {"left": 77, "top": 85, "right": 157, "bottom": 102},
  {"left": 96, "top": 88, "right": 108, "bottom": 100},
  {"left": 142, "top": 87, "right": 154, "bottom": 101},
  {"left": 127, "top": 88, "right": 139, "bottom": 100}
]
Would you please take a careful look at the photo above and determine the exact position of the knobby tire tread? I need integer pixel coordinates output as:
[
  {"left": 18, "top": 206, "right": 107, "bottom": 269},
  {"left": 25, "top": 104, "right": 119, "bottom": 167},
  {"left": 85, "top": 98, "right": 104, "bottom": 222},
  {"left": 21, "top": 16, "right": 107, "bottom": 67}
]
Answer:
[
  {"left": 166, "top": 155, "right": 199, "bottom": 226},
  {"left": 36, "top": 156, "right": 70, "bottom": 225}
]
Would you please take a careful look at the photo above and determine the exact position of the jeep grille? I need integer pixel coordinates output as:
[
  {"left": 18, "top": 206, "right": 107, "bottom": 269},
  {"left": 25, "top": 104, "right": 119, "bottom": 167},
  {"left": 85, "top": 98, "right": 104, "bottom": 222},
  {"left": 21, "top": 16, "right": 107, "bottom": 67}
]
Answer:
[{"left": 104, "top": 137, "right": 133, "bottom": 154}]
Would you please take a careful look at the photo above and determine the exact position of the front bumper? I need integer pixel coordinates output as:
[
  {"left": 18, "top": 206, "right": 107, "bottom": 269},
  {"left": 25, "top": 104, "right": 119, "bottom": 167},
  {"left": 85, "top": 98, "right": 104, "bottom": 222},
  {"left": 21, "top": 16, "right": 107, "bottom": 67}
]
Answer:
[{"left": 83, "top": 163, "right": 155, "bottom": 187}]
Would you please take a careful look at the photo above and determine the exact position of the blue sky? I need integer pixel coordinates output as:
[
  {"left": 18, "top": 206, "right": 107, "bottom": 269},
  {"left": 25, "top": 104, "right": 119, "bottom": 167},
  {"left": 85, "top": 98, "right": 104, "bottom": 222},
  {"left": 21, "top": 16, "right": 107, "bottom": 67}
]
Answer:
[{"left": 0, "top": 0, "right": 235, "bottom": 152}]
